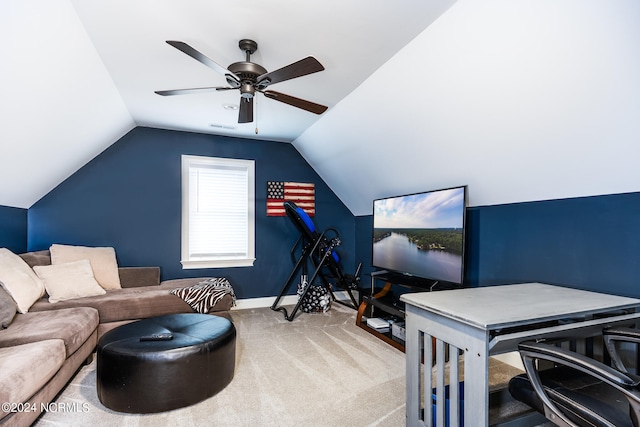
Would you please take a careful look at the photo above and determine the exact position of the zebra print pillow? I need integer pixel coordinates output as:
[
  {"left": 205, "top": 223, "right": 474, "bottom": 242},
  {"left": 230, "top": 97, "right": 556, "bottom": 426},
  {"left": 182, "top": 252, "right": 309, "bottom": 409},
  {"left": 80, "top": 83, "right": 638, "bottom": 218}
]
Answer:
[{"left": 170, "top": 278, "right": 236, "bottom": 314}]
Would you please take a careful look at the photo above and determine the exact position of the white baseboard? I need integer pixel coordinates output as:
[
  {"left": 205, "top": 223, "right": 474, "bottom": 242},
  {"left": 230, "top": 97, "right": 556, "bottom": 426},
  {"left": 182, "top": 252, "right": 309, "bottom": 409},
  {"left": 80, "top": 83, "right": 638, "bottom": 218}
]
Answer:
[
  {"left": 232, "top": 290, "right": 356, "bottom": 310},
  {"left": 232, "top": 295, "right": 297, "bottom": 310}
]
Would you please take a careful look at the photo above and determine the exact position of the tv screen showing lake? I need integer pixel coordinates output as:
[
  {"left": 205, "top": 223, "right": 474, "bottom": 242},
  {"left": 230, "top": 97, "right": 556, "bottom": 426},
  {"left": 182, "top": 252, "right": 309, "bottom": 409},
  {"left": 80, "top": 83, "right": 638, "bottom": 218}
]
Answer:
[{"left": 373, "top": 231, "right": 463, "bottom": 283}]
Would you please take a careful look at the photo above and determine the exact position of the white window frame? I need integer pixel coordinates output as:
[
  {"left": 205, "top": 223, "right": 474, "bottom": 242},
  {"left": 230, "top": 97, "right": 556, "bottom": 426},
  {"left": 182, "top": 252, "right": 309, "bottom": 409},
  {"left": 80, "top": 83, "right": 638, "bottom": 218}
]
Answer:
[{"left": 181, "top": 155, "right": 255, "bottom": 269}]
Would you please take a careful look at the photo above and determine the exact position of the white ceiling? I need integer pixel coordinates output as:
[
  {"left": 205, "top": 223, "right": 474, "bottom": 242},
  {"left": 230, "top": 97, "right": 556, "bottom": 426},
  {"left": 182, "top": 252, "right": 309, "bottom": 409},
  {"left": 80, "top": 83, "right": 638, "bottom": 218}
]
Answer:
[
  {"left": 297, "top": 0, "right": 640, "bottom": 215},
  {"left": 0, "top": 0, "right": 456, "bottom": 209},
  {"left": 1, "top": 0, "right": 134, "bottom": 210},
  {"left": 70, "top": 0, "right": 456, "bottom": 140},
  {"left": 3, "top": 0, "right": 640, "bottom": 216}
]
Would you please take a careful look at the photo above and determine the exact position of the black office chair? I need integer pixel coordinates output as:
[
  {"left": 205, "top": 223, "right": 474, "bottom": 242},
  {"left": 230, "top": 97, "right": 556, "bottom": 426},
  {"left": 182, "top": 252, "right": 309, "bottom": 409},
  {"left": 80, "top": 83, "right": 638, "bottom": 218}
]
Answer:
[{"left": 508, "top": 328, "right": 640, "bottom": 427}]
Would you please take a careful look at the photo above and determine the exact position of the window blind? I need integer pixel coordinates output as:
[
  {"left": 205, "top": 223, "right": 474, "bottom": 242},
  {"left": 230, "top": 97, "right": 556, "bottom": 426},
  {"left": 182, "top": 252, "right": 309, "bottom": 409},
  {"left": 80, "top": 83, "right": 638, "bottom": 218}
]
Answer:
[{"left": 182, "top": 155, "right": 255, "bottom": 268}]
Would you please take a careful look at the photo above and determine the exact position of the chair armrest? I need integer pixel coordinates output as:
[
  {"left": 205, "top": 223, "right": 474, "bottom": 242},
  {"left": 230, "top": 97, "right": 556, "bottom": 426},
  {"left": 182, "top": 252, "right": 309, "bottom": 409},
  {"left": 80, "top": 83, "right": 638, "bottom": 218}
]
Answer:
[
  {"left": 604, "top": 327, "right": 640, "bottom": 341},
  {"left": 519, "top": 341, "right": 640, "bottom": 427},
  {"left": 604, "top": 327, "right": 640, "bottom": 373},
  {"left": 118, "top": 267, "right": 161, "bottom": 288},
  {"left": 519, "top": 341, "right": 640, "bottom": 388}
]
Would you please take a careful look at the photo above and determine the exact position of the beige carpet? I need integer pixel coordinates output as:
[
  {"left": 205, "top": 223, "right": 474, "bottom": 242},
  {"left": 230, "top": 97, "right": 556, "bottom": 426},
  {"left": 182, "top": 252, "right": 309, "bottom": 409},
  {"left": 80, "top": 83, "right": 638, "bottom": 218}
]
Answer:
[
  {"left": 35, "top": 304, "right": 533, "bottom": 427},
  {"left": 36, "top": 304, "right": 407, "bottom": 427}
]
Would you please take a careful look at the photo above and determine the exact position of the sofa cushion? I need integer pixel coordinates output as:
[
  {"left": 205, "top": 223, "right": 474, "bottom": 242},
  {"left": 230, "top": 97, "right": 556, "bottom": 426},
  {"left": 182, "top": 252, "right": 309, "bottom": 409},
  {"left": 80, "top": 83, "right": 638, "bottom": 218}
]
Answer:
[
  {"left": 0, "top": 248, "right": 46, "bottom": 313},
  {"left": 50, "top": 244, "right": 121, "bottom": 290},
  {"left": 0, "top": 307, "right": 98, "bottom": 357},
  {"left": 18, "top": 250, "right": 51, "bottom": 268},
  {"left": 0, "top": 285, "right": 17, "bottom": 328},
  {"left": 34, "top": 259, "right": 106, "bottom": 303},
  {"left": 118, "top": 266, "right": 161, "bottom": 288},
  {"left": 19, "top": 250, "right": 162, "bottom": 288},
  {"left": 0, "top": 340, "right": 66, "bottom": 407},
  {"left": 30, "top": 279, "right": 233, "bottom": 323}
]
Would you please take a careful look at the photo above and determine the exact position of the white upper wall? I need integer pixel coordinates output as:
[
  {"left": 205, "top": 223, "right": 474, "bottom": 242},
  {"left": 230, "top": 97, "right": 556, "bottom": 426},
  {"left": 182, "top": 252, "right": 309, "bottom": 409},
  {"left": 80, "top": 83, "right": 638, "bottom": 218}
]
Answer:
[
  {"left": 3, "top": 1, "right": 639, "bottom": 214},
  {"left": 0, "top": 0, "right": 134, "bottom": 209},
  {"left": 294, "top": 0, "right": 640, "bottom": 215}
]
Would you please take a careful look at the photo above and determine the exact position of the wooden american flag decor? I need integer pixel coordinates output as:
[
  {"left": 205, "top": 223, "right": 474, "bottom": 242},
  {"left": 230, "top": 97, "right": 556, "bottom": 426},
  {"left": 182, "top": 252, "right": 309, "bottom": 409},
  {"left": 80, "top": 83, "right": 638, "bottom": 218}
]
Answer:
[{"left": 266, "top": 181, "right": 315, "bottom": 216}]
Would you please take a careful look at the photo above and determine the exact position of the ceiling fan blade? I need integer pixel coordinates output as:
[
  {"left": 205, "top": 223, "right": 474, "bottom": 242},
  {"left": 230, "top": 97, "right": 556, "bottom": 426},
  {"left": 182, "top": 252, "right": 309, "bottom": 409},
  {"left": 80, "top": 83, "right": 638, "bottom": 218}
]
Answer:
[
  {"left": 262, "top": 90, "right": 328, "bottom": 115},
  {"left": 166, "top": 40, "right": 240, "bottom": 83},
  {"left": 155, "top": 86, "right": 233, "bottom": 96},
  {"left": 257, "top": 56, "right": 324, "bottom": 86},
  {"left": 238, "top": 97, "right": 253, "bottom": 123}
]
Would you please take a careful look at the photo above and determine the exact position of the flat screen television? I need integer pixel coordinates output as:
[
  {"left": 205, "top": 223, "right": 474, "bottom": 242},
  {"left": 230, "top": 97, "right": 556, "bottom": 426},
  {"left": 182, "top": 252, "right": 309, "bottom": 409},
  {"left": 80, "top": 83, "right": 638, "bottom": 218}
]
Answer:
[{"left": 372, "top": 185, "right": 467, "bottom": 285}]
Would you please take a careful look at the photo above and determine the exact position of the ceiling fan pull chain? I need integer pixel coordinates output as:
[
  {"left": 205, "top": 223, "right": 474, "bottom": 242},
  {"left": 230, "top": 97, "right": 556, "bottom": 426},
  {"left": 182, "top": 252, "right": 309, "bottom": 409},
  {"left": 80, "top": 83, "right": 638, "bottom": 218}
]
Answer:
[{"left": 255, "top": 95, "right": 259, "bottom": 134}]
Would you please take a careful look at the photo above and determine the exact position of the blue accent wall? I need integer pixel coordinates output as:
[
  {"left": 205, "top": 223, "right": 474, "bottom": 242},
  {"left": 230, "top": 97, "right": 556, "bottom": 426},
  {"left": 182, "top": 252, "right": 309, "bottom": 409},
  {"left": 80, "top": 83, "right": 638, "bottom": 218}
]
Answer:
[
  {"left": 0, "top": 205, "right": 28, "bottom": 253},
  {"left": 355, "top": 215, "right": 374, "bottom": 283},
  {"left": 465, "top": 192, "right": 640, "bottom": 297},
  {"left": 28, "top": 127, "right": 355, "bottom": 299},
  {"left": 357, "top": 191, "right": 640, "bottom": 298},
  {"left": 24, "top": 126, "right": 640, "bottom": 300}
]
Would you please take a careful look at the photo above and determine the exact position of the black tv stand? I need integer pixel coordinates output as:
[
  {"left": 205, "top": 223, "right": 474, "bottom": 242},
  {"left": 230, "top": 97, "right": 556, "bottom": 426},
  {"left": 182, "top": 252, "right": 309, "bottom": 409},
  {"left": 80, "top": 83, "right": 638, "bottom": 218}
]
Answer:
[
  {"left": 356, "top": 270, "right": 461, "bottom": 352},
  {"left": 372, "top": 270, "right": 444, "bottom": 290}
]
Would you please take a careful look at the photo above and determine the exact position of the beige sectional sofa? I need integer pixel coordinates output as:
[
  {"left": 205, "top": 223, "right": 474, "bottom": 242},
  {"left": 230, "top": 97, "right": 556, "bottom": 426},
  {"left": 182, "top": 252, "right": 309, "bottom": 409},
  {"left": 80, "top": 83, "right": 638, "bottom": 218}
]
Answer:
[{"left": 0, "top": 248, "right": 233, "bottom": 427}]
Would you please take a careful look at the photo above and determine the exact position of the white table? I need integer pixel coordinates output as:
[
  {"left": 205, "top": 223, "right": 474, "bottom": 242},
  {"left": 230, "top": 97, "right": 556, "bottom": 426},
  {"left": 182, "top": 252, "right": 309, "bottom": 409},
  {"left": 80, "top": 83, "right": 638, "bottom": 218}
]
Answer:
[{"left": 400, "top": 283, "right": 640, "bottom": 427}]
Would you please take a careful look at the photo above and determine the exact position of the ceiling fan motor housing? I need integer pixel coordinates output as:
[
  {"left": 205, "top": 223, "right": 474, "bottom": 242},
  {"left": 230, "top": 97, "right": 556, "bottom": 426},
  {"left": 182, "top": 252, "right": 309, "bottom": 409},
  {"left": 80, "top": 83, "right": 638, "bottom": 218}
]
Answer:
[
  {"left": 240, "top": 83, "right": 254, "bottom": 99},
  {"left": 228, "top": 61, "right": 269, "bottom": 99}
]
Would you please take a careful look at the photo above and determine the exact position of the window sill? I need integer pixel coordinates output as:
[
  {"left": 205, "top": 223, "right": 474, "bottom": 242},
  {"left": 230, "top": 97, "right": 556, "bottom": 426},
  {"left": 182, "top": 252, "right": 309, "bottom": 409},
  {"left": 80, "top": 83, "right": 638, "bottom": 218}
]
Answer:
[{"left": 181, "top": 258, "right": 255, "bottom": 269}]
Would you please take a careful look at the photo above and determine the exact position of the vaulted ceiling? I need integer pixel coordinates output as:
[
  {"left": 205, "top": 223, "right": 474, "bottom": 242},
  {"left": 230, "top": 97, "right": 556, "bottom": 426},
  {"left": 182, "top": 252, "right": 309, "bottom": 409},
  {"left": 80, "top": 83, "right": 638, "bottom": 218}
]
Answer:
[{"left": 2, "top": 1, "right": 640, "bottom": 215}]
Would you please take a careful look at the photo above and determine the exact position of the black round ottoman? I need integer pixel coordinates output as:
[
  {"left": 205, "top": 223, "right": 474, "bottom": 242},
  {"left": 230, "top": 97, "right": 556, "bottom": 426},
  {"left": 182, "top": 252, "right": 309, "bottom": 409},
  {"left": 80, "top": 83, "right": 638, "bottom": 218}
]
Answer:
[{"left": 96, "top": 313, "right": 235, "bottom": 413}]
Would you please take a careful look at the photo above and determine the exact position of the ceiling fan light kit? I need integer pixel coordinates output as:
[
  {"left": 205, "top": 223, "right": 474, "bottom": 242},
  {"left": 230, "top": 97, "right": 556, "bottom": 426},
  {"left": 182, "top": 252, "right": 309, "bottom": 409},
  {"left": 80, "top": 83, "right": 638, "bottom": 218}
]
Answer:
[{"left": 155, "top": 39, "right": 327, "bottom": 124}]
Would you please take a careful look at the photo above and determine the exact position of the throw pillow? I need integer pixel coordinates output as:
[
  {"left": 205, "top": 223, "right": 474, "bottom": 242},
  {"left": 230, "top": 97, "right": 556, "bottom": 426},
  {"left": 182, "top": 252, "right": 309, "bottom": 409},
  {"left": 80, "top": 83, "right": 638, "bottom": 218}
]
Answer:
[
  {"left": 0, "top": 283, "right": 18, "bottom": 328},
  {"left": 0, "top": 248, "right": 46, "bottom": 313},
  {"left": 50, "top": 244, "right": 121, "bottom": 290},
  {"left": 33, "top": 259, "right": 106, "bottom": 303}
]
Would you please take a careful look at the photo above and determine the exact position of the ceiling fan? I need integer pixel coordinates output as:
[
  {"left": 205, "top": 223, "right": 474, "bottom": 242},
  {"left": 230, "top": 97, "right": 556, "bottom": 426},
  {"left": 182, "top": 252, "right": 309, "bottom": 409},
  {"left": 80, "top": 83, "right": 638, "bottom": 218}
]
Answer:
[{"left": 155, "top": 39, "right": 328, "bottom": 124}]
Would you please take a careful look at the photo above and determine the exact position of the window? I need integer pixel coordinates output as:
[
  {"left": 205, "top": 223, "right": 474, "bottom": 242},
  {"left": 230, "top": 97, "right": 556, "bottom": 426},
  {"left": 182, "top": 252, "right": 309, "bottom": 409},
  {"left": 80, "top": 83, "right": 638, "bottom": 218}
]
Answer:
[{"left": 181, "top": 155, "right": 255, "bottom": 268}]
